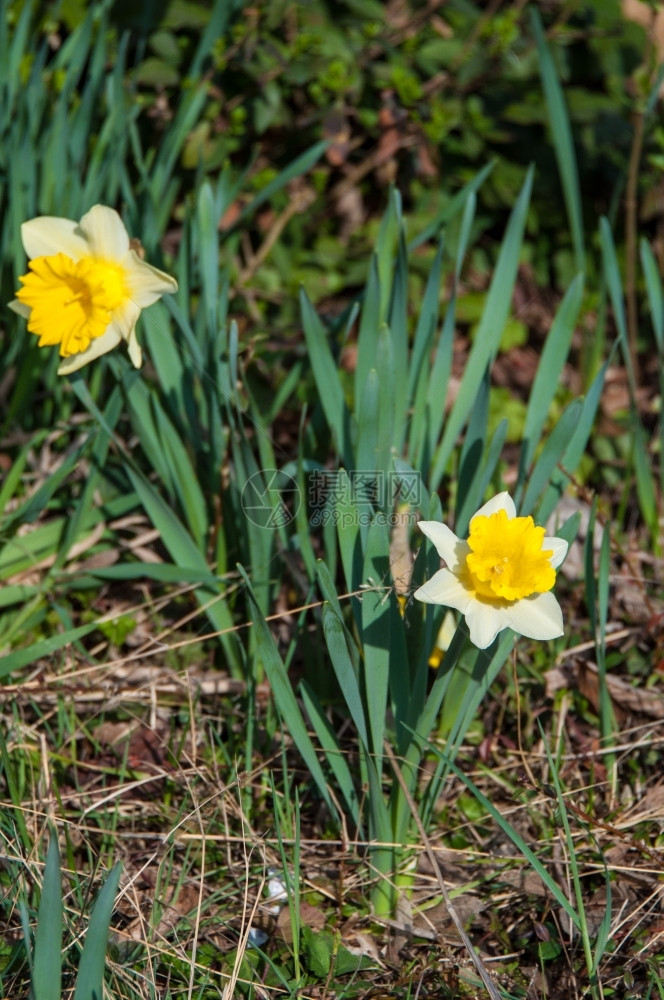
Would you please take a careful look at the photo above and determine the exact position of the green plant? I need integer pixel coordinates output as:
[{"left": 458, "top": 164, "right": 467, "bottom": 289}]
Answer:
[{"left": 21, "top": 836, "right": 121, "bottom": 1000}]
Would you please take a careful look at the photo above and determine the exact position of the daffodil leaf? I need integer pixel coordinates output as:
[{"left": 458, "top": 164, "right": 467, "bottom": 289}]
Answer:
[
  {"left": 238, "top": 566, "right": 336, "bottom": 817},
  {"left": 322, "top": 604, "right": 368, "bottom": 750},
  {"left": 31, "top": 836, "right": 62, "bottom": 1000},
  {"left": 517, "top": 273, "right": 584, "bottom": 498},
  {"left": 431, "top": 165, "right": 533, "bottom": 487},
  {"left": 300, "top": 680, "right": 361, "bottom": 827},
  {"left": 73, "top": 862, "right": 122, "bottom": 1000},
  {"left": 531, "top": 7, "right": 585, "bottom": 274}
]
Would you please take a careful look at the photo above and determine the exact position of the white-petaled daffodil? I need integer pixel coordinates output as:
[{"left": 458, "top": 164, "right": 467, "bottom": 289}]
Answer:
[
  {"left": 414, "top": 492, "right": 568, "bottom": 649},
  {"left": 9, "top": 205, "right": 178, "bottom": 374}
]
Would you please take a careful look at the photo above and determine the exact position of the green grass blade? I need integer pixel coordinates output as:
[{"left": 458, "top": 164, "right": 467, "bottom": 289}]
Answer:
[
  {"left": 237, "top": 140, "right": 329, "bottom": 225},
  {"left": 520, "top": 398, "right": 584, "bottom": 516},
  {"left": 408, "top": 160, "right": 494, "bottom": 251},
  {"left": 361, "top": 518, "right": 391, "bottom": 759},
  {"left": 72, "top": 862, "right": 122, "bottom": 1000},
  {"left": 0, "top": 620, "right": 104, "bottom": 678},
  {"left": 322, "top": 604, "right": 368, "bottom": 750},
  {"left": 640, "top": 238, "right": 663, "bottom": 352},
  {"left": 431, "top": 166, "right": 533, "bottom": 487},
  {"left": 356, "top": 367, "right": 381, "bottom": 496},
  {"left": 238, "top": 566, "right": 336, "bottom": 816},
  {"left": 125, "top": 465, "right": 238, "bottom": 667},
  {"left": 531, "top": 8, "right": 585, "bottom": 274},
  {"left": 455, "top": 365, "right": 490, "bottom": 534},
  {"left": 517, "top": 273, "right": 584, "bottom": 498},
  {"left": 375, "top": 189, "right": 401, "bottom": 319},
  {"left": 300, "top": 680, "right": 361, "bottom": 827},
  {"left": 435, "top": 748, "right": 582, "bottom": 931},
  {"left": 154, "top": 405, "right": 208, "bottom": 550},
  {"left": 539, "top": 730, "right": 596, "bottom": 983},
  {"left": 536, "top": 359, "right": 609, "bottom": 524},
  {"left": 388, "top": 228, "right": 409, "bottom": 449},
  {"left": 632, "top": 417, "right": 658, "bottom": 540},
  {"left": 355, "top": 255, "right": 382, "bottom": 414},
  {"left": 31, "top": 836, "right": 62, "bottom": 1000},
  {"left": 600, "top": 216, "right": 635, "bottom": 391},
  {"left": 300, "top": 288, "right": 352, "bottom": 465},
  {"left": 407, "top": 240, "right": 444, "bottom": 402},
  {"left": 420, "top": 295, "right": 456, "bottom": 473}
]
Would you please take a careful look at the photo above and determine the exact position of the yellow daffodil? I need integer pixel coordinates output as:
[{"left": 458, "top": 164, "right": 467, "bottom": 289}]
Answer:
[
  {"left": 414, "top": 492, "right": 568, "bottom": 649},
  {"left": 9, "top": 205, "right": 178, "bottom": 374}
]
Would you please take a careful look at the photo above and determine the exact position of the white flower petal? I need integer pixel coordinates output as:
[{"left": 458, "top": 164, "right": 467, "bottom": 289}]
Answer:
[
  {"left": 21, "top": 216, "right": 89, "bottom": 261},
  {"left": 78, "top": 205, "right": 130, "bottom": 260},
  {"left": 108, "top": 300, "right": 142, "bottom": 365},
  {"left": 472, "top": 491, "right": 515, "bottom": 521},
  {"left": 8, "top": 299, "right": 30, "bottom": 319},
  {"left": 417, "top": 521, "right": 461, "bottom": 567},
  {"left": 544, "top": 536, "right": 568, "bottom": 569},
  {"left": 414, "top": 568, "right": 474, "bottom": 614},
  {"left": 464, "top": 601, "right": 510, "bottom": 649},
  {"left": 124, "top": 252, "right": 178, "bottom": 307},
  {"left": 110, "top": 299, "right": 140, "bottom": 341},
  {"left": 57, "top": 326, "right": 122, "bottom": 374},
  {"left": 126, "top": 328, "right": 143, "bottom": 368},
  {"left": 505, "top": 591, "right": 564, "bottom": 641}
]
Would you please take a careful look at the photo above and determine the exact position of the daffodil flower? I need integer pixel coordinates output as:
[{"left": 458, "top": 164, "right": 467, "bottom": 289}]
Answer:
[
  {"left": 414, "top": 492, "right": 568, "bottom": 649},
  {"left": 9, "top": 205, "right": 178, "bottom": 374}
]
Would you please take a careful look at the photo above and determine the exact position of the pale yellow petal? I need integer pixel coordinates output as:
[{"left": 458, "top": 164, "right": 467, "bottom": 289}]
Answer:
[
  {"left": 417, "top": 521, "right": 462, "bottom": 568},
  {"left": 472, "top": 491, "right": 516, "bottom": 522},
  {"left": 78, "top": 205, "right": 130, "bottom": 261},
  {"left": 8, "top": 299, "right": 31, "bottom": 319},
  {"left": 126, "top": 328, "right": 143, "bottom": 368},
  {"left": 57, "top": 326, "right": 122, "bottom": 374},
  {"left": 544, "top": 536, "right": 568, "bottom": 569},
  {"left": 21, "top": 216, "right": 89, "bottom": 261},
  {"left": 109, "top": 300, "right": 142, "bottom": 367},
  {"left": 110, "top": 299, "right": 141, "bottom": 341},
  {"left": 124, "top": 251, "right": 178, "bottom": 307}
]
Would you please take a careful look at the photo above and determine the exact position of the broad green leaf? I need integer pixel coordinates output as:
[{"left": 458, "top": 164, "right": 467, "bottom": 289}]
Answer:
[
  {"left": 73, "top": 862, "right": 122, "bottom": 1000},
  {"left": 456, "top": 365, "right": 490, "bottom": 535},
  {"left": 431, "top": 167, "right": 533, "bottom": 486},
  {"left": 536, "top": 359, "right": 608, "bottom": 523},
  {"left": 322, "top": 604, "right": 368, "bottom": 749},
  {"left": 520, "top": 399, "right": 583, "bottom": 516},
  {"left": 300, "top": 288, "right": 352, "bottom": 464},
  {"left": 32, "top": 837, "right": 62, "bottom": 1000},
  {"left": 408, "top": 240, "right": 444, "bottom": 401},
  {"left": 517, "top": 273, "right": 584, "bottom": 495},
  {"left": 355, "top": 255, "right": 382, "bottom": 408},
  {"left": 361, "top": 518, "right": 391, "bottom": 758}
]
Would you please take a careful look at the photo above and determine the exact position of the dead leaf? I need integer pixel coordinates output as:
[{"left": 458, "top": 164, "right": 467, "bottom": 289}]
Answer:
[
  {"left": 390, "top": 510, "right": 413, "bottom": 595},
  {"left": 276, "top": 901, "right": 326, "bottom": 943}
]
